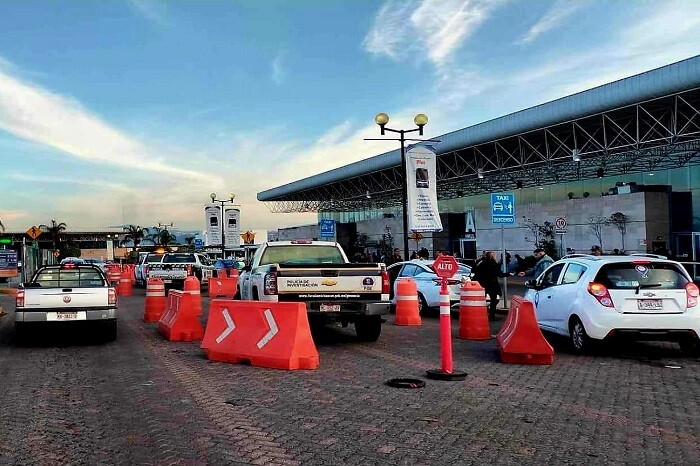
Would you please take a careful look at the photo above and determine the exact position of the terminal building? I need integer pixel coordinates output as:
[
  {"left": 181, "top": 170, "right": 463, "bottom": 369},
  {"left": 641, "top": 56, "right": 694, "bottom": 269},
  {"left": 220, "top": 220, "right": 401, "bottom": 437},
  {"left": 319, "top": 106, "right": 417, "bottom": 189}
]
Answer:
[{"left": 259, "top": 56, "right": 700, "bottom": 263}]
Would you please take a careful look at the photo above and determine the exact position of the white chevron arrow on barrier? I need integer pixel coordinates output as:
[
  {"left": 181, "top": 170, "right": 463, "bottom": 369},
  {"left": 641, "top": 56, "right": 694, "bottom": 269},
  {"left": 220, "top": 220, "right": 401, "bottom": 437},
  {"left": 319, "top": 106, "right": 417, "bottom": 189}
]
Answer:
[
  {"left": 215, "top": 308, "right": 236, "bottom": 344},
  {"left": 256, "top": 309, "right": 279, "bottom": 349}
]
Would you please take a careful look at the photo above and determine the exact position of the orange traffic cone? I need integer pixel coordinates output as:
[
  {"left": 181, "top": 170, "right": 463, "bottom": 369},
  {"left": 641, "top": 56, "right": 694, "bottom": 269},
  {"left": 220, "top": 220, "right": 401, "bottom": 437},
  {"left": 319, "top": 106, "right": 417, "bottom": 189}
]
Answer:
[
  {"left": 183, "top": 275, "right": 202, "bottom": 317},
  {"left": 144, "top": 277, "right": 166, "bottom": 322},
  {"left": 458, "top": 281, "right": 491, "bottom": 340},
  {"left": 394, "top": 278, "right": 421, "bottom": 326}
]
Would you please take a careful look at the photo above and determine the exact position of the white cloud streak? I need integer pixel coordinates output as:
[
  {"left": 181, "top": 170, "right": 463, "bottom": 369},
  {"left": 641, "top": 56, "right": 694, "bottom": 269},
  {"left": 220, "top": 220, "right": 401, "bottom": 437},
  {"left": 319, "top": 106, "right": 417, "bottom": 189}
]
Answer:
[
  {"left": 364, "top": 0, "right": 503, "bottom": 65},
  {"left": 0, "top": 68, "right": 220, "bottom": 184},
  {"left": 517, "top": 0, "right": 584, "bottom": 45},
  {"left": 127, "top": 0, "right": 172, "bottom": 27},
  {"left": 271, "top": 52, "right": 287, "bottom": 85}
]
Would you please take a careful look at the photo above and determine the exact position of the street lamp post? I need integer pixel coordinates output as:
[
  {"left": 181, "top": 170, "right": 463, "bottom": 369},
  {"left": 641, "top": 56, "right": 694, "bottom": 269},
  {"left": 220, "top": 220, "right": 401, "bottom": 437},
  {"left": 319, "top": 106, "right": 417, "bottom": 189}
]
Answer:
[
  {"left": 209, "top": 192, "right": 236, "bottom": 260},
  {"left": 371, "top": 113, "right": 429, "bottom": 261}
]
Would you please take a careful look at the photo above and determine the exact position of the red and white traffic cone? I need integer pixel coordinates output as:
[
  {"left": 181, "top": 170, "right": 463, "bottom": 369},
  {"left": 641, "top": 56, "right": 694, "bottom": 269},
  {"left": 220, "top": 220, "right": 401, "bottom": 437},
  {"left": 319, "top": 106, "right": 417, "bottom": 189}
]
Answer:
[{"left": 426, "top": 282, "right": 467, "bottom": 381}]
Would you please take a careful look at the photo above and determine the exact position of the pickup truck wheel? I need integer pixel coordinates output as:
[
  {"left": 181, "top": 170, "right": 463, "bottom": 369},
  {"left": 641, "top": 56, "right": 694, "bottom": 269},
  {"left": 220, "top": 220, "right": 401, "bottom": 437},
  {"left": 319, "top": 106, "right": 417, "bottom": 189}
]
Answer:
[
  {"left": 104, "top": 321, "right": 117, "bottom": 342},
  {"left": 355, "top": 316, "right": 382, "bottom": 342}
]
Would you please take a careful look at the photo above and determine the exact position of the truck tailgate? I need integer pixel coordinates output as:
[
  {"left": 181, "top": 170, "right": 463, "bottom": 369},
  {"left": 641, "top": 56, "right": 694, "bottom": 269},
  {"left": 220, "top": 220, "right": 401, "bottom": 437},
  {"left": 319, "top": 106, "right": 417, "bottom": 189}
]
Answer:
[
  {"left": 24, "top": 288, "right": 111, "bottom": 310},
  {"left": 277, "top": 267, "right": 384, "bottom": 300}
]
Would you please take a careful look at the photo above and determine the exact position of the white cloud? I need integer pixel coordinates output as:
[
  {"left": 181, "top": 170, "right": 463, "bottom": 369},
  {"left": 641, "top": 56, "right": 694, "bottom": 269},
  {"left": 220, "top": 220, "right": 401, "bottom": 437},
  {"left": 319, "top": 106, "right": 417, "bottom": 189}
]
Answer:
[
  {"left": 127, "top": 0, "right": 172, "bottom": 27},
  {"left": 8, "top": 172, "right": 134, "bottom": 193},
  {"left": 271, "top": 52, "right": 287, "bottom": 85},
  {"left": 364, "top": 0, "right": 502, "bottom": 65},
  {"left": 0, "top": 68, "right": 220, "bottom": 184},
  {"left": 517, "top": 0, "right": 584, "bottom": 45}
]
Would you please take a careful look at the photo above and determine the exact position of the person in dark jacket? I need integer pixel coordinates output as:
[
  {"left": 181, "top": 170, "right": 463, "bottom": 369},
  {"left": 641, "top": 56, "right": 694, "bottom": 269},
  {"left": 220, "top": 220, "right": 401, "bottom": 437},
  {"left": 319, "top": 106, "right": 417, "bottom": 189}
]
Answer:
[{"left": 472, "top": 251, "right": 512, "bottom": 320}]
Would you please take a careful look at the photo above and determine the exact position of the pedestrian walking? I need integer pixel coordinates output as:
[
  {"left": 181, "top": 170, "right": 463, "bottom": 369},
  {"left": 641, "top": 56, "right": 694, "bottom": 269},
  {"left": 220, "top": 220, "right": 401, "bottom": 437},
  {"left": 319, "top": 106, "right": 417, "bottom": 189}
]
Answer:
[
  {"left": 472, "top": 251, "right": 512, "bottom": 320},
  {"left": 518, "top": 248, "right": 554, "bottom": 278}
]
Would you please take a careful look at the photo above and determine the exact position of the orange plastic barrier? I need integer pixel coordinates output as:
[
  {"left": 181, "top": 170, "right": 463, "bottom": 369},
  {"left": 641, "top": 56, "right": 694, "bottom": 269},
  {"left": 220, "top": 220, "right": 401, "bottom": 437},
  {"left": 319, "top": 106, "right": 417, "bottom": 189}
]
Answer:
[
  {"left": 458, "top": 281, "right": 490, "bottom": 340},
  {"left": 496, "top": 295, "right": 554, "bottom": 365},
  {"left": 127, "top": 264, "right": 136, "bottom": 284},
  {"left": 208, "top": 276, "right": 239, "bottom": 299},
  {"left": 183, "top": 276, "right": 202, "bottom": 317},
  {"left": 106, "top": 265, "right": 121, "bottom": 285},
  {"left": 144, "top": 277, "right": 166, "bottom": 322},
  {"left": 117, "top": 269, "right": 133, "bottom": 297},
  {"left": 158, "top": 290, "right": 204, "bottom": 342},
  {"left": 394, "top": 278, "right": 421, "bottom": 326},
  {"left": 201, "top": 300, "right": 319, "bottom": 370}
]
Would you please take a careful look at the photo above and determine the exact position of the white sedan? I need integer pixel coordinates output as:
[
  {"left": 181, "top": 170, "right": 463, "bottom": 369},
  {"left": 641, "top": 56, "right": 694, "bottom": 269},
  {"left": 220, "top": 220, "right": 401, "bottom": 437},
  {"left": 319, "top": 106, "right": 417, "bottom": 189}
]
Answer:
[{"left": 387, "top": 259, "right": 471, "bottom": 313}]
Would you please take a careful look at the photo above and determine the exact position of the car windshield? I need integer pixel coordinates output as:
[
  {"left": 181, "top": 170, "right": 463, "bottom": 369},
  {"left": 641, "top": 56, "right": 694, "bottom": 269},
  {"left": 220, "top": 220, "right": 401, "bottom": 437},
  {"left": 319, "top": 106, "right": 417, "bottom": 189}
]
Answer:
[
  {"left": 595, "top": 262, "right": 689, "bottom": 290},
  {"left": 33, "top": 267, "right": 106, "bottom": 288},
  {"left": 163, "top": 254, "right": 195, "bottom": 264},
  {"left": 260, "top": 245, "right": 345, "bottom": 265}
]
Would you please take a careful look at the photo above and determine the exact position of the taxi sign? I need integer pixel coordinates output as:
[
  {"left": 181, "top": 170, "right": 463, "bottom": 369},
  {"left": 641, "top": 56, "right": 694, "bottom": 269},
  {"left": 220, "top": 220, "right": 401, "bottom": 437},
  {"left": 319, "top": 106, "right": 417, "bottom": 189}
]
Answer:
[
  {"left": 26, "top": 225, "right": 42, "bottom": 240},
  {"left": 433, "top": 254, "right": 459, "bottom": 279}
]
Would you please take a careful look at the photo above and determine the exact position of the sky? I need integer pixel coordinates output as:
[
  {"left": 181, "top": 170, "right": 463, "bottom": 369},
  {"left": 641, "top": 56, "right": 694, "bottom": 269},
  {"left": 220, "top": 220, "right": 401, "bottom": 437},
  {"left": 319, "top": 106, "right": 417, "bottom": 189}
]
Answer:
[{"left": 1, "top": 0, "right": 699, "bottom": 235}]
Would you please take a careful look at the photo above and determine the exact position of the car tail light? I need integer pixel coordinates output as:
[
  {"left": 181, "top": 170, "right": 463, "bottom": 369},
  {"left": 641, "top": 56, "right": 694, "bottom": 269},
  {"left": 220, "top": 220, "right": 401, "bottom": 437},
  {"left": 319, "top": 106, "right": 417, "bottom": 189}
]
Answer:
[
  {"left": 264, "top": 272, "right": 278, "bottom": 295},
  {"left": 15, "top": 290, "right": 24, "bottom": 308},
  {"left": 685, "top": 282, "right": 699, "bottom": 308},
  {"left": 381, "top": 270, "right": 390, "bottom": 294},
  {"left": 60, "top": 262, "right": 77, "bottom": 269},
  {"left": 108, "top": 288, "right": 117, "bottom": 306},
  {"left": 145, "top": 265, "right": 150, "bottom": 276},
  {"left": 588, "top": 282, "right": 614, "bottom": 307}
]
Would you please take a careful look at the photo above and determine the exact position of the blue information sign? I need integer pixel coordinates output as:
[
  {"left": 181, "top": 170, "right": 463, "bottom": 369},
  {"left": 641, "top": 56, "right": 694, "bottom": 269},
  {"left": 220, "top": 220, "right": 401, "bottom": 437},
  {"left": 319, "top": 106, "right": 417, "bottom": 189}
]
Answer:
[
  {"left": 319, "top": 219, "right": 336, "bottom": 237},
  {"left": 194, "top": 238, "right": 203, "bottom": 249},
  {"left": 491, "top": 193, "right": 515, "bottom": 224}
]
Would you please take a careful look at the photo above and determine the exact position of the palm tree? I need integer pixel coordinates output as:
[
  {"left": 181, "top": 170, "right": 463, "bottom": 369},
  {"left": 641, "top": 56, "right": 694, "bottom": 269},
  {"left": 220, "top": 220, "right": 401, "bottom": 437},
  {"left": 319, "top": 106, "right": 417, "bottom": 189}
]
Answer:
[
  {"left": 123, "top": 225, "right": 148, "bottom": 252},
  {"left": 148, "top": 228, "right": 177, "bottom": 247},
  {"left": 185, "top": 236, "right": 195, "bottom": 252},
  {"left": 39, "top": 220, "right": 67, "bottom": 250}
]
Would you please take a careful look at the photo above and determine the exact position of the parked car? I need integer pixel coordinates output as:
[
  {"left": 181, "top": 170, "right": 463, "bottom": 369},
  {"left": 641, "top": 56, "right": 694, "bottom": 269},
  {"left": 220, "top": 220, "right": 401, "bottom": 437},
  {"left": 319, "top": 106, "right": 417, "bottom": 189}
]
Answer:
[
  {"left": 523, "top": 253, "right": 700, "bottom": 355},
  {"left": 134, "top": 252, "right": 164, "bottom": 287},
  {"left": 82, "top": 258, "right": 108, "bottom": 273},
  {"left": 60, "top": 257, "right": 85, "bottom": 265},
  {"left": 387, "top": 259, "right": 472, "bottom": 313}
]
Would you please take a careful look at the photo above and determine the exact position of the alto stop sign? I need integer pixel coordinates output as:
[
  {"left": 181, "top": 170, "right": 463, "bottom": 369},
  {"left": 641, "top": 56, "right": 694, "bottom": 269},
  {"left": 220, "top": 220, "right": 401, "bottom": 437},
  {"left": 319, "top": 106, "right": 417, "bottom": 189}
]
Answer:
[{"left": 433, "top": 254, "right": 459, "bottom": 279}]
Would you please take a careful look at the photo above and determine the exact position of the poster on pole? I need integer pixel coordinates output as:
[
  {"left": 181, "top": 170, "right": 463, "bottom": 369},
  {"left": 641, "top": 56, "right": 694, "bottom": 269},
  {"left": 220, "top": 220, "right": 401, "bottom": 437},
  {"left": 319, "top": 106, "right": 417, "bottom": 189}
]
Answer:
[
  {"left": 406, "top": 145, "right": 443, "bottom": 232},
  {"left": 224, "top": 208, "right": 241, "bottom": 248},
  {"left": 204, "top": 204, "right": 222, "bottom": 246}
]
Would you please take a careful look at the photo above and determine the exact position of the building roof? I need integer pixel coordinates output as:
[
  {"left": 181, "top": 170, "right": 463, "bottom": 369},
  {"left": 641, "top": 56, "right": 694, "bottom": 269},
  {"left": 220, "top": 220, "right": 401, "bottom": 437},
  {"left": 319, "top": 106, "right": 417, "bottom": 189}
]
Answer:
[{"left": 259, "top": 55, "right": 700, "bottom": 202}]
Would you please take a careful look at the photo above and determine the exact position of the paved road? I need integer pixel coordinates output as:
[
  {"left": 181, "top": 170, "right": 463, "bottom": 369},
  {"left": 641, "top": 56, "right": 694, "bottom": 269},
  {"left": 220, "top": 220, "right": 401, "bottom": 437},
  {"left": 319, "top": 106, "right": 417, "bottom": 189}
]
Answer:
[{"left": 0, "top": 291, "right": 698, "bottom": 465}]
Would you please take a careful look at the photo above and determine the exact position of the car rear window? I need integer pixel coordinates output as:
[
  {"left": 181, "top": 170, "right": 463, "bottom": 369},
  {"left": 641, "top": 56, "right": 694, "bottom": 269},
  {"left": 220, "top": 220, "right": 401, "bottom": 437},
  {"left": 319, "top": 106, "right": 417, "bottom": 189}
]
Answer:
[
  {"left": 34, "top": 267, "right": 106, "bottom": 287},
  {"left": 260, "top": 245, "right": 345, "bottom": 265},
  {"left": 595, "top": 262, "right": 689, "bottom": 290},
  {"left": 146, "top": 254, "right": 164, "bottom": 263},
  {"left": 163, "top": 254, "right": 194, "bottom": 264}
]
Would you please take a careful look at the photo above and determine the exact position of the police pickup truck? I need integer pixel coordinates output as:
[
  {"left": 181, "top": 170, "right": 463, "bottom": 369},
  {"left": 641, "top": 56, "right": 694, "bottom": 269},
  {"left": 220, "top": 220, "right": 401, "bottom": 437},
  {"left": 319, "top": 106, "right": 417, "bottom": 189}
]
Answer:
[
  {"left": 14, "top": 262, "right": 118, "bottom": 341},
  {"left": 146, "top": 252, "right": 215, "bottom": 290},
  {"left": 238, "top": 240, "right": 390, "bottom": 341}
]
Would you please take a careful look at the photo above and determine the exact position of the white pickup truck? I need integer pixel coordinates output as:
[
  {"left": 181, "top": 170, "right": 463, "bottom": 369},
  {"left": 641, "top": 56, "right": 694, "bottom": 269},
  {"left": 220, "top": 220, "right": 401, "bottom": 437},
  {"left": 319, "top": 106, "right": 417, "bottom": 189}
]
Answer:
[
  {"left": 238, "top": 240, "right": 391, "bottom": 341},
  {"left": 134, "top": 252, "right": 164, "bottom": 287},
  {"left": 14, "top": 262, "right": 118, "bottom": 341},
  {"left": 147, "top": 252, "right": 215, "bottom": 290}
]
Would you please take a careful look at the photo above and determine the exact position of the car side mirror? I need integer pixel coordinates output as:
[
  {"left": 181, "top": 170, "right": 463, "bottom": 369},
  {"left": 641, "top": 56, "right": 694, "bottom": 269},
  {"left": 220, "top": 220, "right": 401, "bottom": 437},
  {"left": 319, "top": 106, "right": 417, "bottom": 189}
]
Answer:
[{"left": 525, "top": 279, "right": 538, "bottom": 289}]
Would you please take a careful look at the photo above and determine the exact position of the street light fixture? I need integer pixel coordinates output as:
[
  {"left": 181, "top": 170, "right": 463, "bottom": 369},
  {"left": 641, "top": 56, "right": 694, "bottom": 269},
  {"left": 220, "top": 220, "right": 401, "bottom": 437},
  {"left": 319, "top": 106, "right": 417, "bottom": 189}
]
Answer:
[
  {"left": 370, "top": 112, "right": 429, "bottom": 261},
  {"left": 209, "top": 192, "right": 236, "bottom": 260}
]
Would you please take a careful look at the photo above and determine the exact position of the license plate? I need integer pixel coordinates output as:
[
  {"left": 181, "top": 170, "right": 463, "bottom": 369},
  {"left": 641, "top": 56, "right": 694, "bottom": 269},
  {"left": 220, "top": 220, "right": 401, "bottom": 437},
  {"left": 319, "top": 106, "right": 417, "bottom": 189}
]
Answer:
[
  {"left": 638, "top": 299, "right": 663, "bottom": 310},
  {"left": 47, "top": 311, "right": 86, "bottom": 321},
  {"left": 319, "top": 304, "right": 341, "bottom": 313},
  {"left": 163, "top": 280, "right": 172, "bottom": 284}
]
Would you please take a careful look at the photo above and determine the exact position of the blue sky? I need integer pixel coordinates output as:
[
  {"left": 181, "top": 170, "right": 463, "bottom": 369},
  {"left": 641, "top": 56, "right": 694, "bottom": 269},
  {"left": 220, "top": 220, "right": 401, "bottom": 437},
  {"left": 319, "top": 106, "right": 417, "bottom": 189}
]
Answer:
[{"left": 1, "top": 0, "right": 699, "bottom": 235}]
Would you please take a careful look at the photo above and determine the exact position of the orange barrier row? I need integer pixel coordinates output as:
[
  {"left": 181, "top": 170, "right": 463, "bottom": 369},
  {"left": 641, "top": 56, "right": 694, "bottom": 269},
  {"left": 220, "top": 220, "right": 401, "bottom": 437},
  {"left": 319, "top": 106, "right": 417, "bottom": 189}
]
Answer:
[
  {"left": 394, "top": 278, "right": 421, "bottom": 326},
  {"left": 496, "top": 295, "right": 554, "bottom": 365},
  {"left": 208, "top": 275, "right": 239, "bottom": 299},
  {"left": 106, "top": 264, "right": 121, "bottom": 285},
  {"left": 458, "top": 281, "right": 490, "bottom": 340},
  {"left": 201, "top": 300, "right": 319, "bottom": 370},
  {"left": 158, "top": 290, "right": 204, "bottom": 342},
  {"left": 116, "top": 269, "right": 133, "bottom": 297},
  {"left": 144, "top": 278, "right": 166, "bottom": 322}
]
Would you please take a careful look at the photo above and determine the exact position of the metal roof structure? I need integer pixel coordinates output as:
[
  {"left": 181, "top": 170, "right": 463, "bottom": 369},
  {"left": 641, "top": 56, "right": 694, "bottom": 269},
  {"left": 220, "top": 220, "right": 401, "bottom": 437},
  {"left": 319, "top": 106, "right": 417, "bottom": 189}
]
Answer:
[{"left": 259, "top": 55, "right": 700, "bottom": 213}]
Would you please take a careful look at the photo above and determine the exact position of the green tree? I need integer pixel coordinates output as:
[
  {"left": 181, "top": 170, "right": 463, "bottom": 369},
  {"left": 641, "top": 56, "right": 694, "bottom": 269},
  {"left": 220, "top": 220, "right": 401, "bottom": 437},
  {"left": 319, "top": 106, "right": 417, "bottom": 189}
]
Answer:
[
  {"left": 537, "top": 221, "right": 558, "bottom": 260},
  {"left": 60, "top": 240, "right": 81, "bottom": 260},
  {"left": 123, "top": 225, "right": 148, "bottom": 252},
  {"left": 39, "top": 220, "right": 67, "bottom": 251},
  {"left": 608, "top": 212, "right": 629, "bottom": 251},
  {"left": 148, "top": 228, "right": 178, "bottom": 247},
  {"left": 184, "top": 236, "right": 196, "bottom": 252}
]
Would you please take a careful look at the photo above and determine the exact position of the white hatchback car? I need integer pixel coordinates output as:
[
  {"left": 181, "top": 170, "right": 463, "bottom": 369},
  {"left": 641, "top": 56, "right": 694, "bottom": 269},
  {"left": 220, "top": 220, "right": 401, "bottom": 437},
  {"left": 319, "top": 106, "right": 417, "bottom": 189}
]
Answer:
[
  {"left": 523, "top": 254, "right": 700, "bottom": 355},
  {"left": 387, "top": 259, "right": 472, "bottom": 313}
]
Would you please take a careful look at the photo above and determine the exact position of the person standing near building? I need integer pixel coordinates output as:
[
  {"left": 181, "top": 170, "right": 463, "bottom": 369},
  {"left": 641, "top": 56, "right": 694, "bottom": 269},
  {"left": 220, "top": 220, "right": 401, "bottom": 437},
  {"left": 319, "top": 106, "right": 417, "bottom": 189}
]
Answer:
[
  {"left": 472, "top": 251, "right": 512, "bottom": 320},
  {"left": 518, "top": 248, "right": 554, "bottom": 278}
]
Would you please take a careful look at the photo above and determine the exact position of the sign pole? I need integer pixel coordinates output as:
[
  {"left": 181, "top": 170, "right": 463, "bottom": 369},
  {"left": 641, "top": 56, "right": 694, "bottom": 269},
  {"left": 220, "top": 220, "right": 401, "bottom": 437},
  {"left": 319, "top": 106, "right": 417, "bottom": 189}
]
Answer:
[
  {"left": 501, "top": 224, "right": 508, "bottom": 309},
  {"left": 426, "top": 254, "right": 467, "bottom": 381}
]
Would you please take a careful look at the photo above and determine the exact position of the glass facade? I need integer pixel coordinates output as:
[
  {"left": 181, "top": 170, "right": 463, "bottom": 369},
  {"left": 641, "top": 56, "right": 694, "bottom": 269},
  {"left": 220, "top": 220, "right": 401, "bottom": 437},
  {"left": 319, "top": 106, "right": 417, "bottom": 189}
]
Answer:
[{"left": 321, "top": 164, "right": 700, "bottom": 231}]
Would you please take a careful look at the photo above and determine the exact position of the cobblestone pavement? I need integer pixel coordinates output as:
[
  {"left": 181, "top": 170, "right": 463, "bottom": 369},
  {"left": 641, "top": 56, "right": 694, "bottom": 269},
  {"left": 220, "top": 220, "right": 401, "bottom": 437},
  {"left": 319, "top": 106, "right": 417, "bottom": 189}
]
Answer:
[{"left": 0, "top": 291, "right": 698, "bottom": 465}]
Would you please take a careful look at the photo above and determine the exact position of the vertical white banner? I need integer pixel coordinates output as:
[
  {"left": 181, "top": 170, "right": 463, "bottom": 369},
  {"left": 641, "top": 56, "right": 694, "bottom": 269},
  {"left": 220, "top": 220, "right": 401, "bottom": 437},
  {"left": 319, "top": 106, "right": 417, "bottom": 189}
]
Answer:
[
  {"left": 406, "top": 145, "right": 443, "bottom": 232},
  {"left": 224, "top": 208, "right": 241, "bottom": 248},
  {"left": 204, "top": 204, "right": 222, "bottom": 246}
]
